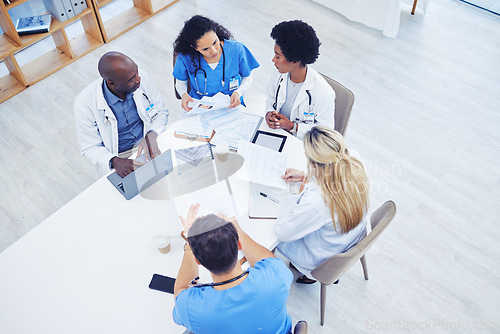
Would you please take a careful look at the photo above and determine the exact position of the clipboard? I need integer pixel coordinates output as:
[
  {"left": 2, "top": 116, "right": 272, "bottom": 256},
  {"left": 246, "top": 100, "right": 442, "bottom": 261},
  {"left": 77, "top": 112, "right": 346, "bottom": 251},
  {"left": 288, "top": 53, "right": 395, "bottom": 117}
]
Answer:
[
  {"left": 174, "top": 129, "right": 215, "bottom": 142},
  {"left": 248, "top": 183, "right": 287, "bottom": 219}
]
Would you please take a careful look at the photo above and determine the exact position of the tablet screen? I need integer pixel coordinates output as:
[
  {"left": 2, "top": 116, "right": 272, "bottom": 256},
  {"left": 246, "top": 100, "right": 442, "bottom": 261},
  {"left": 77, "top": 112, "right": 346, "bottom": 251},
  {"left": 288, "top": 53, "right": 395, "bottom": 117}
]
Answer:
[{"left": 251, "top": 130, "right": 287, "bottom": 152}]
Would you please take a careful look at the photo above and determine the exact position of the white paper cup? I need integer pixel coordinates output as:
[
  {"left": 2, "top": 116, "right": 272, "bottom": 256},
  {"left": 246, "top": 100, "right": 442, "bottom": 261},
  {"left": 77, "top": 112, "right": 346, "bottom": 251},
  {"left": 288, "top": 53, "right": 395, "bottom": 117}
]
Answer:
[
  {"left": 154, "top": 235, "right": 171, "bottom": 254},
  {"left": 287, "top": 182, "right": 301, "bottom": 194},
  {"left": 214, "top": 142, "right": 229, "bottom": 162}
]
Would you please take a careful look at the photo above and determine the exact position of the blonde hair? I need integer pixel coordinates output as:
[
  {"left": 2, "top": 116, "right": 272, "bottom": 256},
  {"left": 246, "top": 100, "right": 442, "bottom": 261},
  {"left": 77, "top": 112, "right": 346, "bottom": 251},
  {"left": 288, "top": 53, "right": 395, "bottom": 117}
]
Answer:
[{"left": 303, "top": 126, "right": 369, "bottom": 234}]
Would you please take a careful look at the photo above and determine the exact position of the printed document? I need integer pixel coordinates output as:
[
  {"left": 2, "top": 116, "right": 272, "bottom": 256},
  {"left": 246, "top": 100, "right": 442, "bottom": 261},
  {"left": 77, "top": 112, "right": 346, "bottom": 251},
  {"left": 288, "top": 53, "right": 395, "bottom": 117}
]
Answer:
[{"left": 236, "top": 140, "right": 287, "bottom": 189}]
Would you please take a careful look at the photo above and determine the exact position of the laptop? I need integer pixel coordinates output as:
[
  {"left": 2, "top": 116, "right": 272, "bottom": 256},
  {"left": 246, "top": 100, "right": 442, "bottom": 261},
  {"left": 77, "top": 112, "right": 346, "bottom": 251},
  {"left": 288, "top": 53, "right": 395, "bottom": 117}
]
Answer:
[{"left": 107, "top": 149, "right": 173, "bottom": 200}]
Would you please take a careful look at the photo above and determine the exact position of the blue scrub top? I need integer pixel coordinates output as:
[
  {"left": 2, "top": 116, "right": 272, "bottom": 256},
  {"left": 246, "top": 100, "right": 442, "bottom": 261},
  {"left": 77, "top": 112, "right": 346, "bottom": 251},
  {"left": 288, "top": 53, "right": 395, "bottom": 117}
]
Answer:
[
  {"left": 172, "top": 257, "right": 292, "bottom": 334},
  {"left": 173, "top": 39, "right": 260, "bottom": 100}
]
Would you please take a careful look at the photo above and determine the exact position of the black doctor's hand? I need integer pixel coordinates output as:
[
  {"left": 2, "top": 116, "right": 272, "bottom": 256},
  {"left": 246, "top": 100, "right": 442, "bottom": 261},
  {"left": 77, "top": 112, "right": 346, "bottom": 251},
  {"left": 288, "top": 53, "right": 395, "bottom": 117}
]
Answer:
[
  {"left": 266, "top": 111, "right": 279, "bottom": 128},
  {"left": 111, "top": 157, "right": 144, "bottom": 178},
  {"left": 136, "top": 131, "right": 161, "bottom": 161},
  {"left": 266, "top": 111, "right": 294, "bottom": 131}
]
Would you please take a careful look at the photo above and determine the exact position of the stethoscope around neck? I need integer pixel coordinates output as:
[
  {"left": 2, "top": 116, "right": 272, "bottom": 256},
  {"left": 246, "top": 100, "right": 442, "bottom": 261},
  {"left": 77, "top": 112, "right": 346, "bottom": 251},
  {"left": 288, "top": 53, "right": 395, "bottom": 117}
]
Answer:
[
  {"left": 273, "top": 75, "right": 312, "bottom": 111},
  {"left": 194, "top": 42, "right": 226, "bottom": 96},
  {"left": 189, "top": 270, "right": 249, "bottom": 288}
]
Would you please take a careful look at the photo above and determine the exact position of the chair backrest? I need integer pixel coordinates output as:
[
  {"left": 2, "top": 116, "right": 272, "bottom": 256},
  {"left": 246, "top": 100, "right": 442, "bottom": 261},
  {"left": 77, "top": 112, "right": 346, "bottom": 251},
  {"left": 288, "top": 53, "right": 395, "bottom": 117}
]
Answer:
[
  {"left": 173, "top": 52, "right": 191, "bottom": 99},
  {"left": 319, "top": 73, "right": 354, "bottom": 137},
  {"left": 311, "top": 201, "right": 396, "bottom": 285},
  {"left": 293, "top": 320, "right": 308, "bottom": 334}
]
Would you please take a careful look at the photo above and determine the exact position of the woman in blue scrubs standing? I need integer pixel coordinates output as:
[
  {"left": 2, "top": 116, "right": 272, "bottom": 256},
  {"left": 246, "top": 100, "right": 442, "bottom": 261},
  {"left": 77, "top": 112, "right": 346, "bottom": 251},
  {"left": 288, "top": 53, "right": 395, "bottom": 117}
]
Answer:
[{"left": 173, "top": 15, "right": 260, "bottom": 111}]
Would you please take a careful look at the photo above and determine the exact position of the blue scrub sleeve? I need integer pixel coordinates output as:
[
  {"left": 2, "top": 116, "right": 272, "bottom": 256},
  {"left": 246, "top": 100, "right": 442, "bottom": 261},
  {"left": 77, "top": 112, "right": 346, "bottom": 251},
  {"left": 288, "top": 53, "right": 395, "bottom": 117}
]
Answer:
[
  {"left": 254, "top": 257, "right": 293, "bottom": 288},
  {"left": 173, "top": 54, "right": 190, "bottom": 81},
  {"left": 172, "top": 290, "right": 192, "bottom": 329},
  {"left": 237, "top": 43, "right": 260, "bottom": 77}
]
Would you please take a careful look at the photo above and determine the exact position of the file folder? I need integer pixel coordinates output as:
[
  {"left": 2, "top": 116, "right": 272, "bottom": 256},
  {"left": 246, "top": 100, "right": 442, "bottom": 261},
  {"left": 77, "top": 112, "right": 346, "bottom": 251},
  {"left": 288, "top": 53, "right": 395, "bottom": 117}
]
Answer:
[
  {"left": 71, "top": 0, "right": 87, "bottom": 15},
  {"left": 60, "top": 0, "right": 76, "bottom": 19},
  {"left": 42, "top": 0, "right": 68, "bottom": 22}
]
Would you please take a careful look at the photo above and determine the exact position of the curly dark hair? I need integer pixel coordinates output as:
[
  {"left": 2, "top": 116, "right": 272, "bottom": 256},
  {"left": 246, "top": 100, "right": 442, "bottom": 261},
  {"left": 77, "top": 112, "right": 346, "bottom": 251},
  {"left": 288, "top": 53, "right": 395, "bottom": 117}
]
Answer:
[
  {"left": 270, "top": 20, "right": 320, "bottom": 65},
  {"left": 173, "top": 15, "right": 233, "bottom": 59}
]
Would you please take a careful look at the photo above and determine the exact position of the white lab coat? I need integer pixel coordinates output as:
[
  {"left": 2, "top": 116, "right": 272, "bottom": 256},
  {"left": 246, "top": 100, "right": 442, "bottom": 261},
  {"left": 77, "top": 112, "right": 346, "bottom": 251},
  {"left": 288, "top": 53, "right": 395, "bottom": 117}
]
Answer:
[
  {"left": 275, "top": 181, "right": 367, "bottom": 277},
  {"left": 74, "top": 70, "right": 169, "bottom": 177},
  {"left": 266, "top": 65, "right": 335, "bottom": 139}
]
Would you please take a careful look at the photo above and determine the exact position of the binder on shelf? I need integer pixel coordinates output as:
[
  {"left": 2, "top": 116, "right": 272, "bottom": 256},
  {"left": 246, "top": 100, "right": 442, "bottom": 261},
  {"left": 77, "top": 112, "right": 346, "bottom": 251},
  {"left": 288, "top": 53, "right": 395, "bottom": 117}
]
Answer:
[
  {"left": 60, "top": 0, "right": 76, "bottom": 19},
  {"left": 15, "top": 14, "right": 52, "bottom": 36},
  {"left": 71, "top": 0, "right": 87, "bottom": 15},
  {"left": 42, "top": 0, "right": 68, "bottom": 22}
]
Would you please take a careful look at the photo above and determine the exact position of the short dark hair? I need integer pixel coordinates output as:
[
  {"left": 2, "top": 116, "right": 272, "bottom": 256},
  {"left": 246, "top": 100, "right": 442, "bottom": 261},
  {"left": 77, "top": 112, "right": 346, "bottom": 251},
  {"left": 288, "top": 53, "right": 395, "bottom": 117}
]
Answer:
[
  {"left": 173, "top": 15, "right": 233, "bottom": 59},
  {"left": 270, "top": 20, "right": 320, "bottom": 65},
  {"left": 187, "top": 214, "right": 239, "bottom": 275}
]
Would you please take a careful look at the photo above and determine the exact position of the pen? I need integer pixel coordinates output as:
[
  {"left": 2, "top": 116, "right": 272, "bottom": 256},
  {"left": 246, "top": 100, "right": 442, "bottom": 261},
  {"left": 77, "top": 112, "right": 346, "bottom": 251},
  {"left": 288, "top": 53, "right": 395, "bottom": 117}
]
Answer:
[{"left": 260, "top": 192, "right": 279, "bottom": 203}]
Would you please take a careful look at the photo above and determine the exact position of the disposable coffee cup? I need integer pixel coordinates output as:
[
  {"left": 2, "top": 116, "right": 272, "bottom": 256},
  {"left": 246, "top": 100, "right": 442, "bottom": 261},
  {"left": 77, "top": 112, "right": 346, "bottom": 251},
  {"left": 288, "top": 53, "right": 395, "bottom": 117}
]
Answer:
[
  {"left": 214, "top": 142, "right": 229, "bottom": 162},
  {"left": 287, "top": 181, "right": 301, "bottom": 194},
  {"left": 154, "top": 235, "right": 171, "bottom": 254}
]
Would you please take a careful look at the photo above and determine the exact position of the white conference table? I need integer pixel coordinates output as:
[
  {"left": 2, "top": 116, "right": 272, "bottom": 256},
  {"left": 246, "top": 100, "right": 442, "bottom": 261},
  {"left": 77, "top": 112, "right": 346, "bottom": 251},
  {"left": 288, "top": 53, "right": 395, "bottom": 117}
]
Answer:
[{"left": 0, "top": 117, "right": 306, "bottom": 333}]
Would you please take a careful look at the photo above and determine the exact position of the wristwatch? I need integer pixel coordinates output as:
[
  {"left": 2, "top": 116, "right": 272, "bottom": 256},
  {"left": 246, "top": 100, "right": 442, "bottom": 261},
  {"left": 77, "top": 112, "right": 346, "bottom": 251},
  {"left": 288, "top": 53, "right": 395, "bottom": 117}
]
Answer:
[
  {"left": 290, "top": 122, "right": 298, "bottom": 134},
  {"left": 109, "top": 157, "right": 115, "bottom": 169}
]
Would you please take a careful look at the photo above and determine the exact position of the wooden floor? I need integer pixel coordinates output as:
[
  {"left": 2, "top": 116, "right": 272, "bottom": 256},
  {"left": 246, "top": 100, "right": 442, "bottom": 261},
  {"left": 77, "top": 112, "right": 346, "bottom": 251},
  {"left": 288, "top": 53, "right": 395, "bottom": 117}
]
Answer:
[{"left": 1, "top": 0, "right": 499, "bottom": 332}]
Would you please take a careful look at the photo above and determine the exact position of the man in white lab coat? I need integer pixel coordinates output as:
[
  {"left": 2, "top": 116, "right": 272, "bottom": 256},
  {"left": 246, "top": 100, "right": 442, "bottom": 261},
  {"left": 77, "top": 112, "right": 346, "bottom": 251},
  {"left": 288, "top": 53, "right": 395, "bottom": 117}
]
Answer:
[{"left": 74, "top": 51, "right": 168, "bottom": 178}]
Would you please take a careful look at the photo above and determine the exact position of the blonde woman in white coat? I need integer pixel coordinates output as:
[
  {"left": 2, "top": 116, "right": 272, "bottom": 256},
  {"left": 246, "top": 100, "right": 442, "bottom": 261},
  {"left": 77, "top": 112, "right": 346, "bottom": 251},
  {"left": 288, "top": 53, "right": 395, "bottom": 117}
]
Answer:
[
  {"left": 265, "top": 20, "right": 335, "bottom": 140},
  {"left": 275, "top": 126, "right": 369, "bottom": 284}
]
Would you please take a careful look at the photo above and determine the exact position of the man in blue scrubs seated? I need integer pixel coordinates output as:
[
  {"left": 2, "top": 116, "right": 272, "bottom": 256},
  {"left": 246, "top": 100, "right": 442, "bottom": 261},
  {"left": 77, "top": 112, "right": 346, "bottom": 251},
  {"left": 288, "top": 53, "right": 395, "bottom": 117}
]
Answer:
[
  {"left": 173, "top": 15, "right": 259, "bottom": 111},
  {"left": 74, "top": 51, "right": 168, "bottom": 178},
  {"left": 174, "top": 204, "right": 293, "bottom": 334}
]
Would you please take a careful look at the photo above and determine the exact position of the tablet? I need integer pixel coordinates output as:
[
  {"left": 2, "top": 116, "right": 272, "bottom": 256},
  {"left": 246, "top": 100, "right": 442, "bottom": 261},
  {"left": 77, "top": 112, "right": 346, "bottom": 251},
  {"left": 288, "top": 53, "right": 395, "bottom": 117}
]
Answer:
[{"left": 251, "top": 130, "right": 287, "bottom": 152}]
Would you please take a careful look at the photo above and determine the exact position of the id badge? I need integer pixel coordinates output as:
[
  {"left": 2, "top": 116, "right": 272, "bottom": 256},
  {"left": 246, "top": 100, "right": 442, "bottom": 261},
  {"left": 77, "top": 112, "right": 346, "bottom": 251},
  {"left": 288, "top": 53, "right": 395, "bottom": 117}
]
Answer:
[
  {"left": 303, "top": 111, "right": 315, "bottom": 124},
  {"left": 146, "top": 103, "right": 159, "bottom": 121},
  {"left": 229, "top": 77, "right": 239, "bottom": 91}
]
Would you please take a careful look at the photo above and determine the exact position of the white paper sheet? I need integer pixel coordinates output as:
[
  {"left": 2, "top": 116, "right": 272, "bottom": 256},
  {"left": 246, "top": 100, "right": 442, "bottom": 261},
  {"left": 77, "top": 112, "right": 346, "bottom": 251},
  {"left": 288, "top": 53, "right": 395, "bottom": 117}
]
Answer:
[
  {"left": 236, "top": 140, "right": 287, "bottom": 189},
  {"left": 173, "top": 113, "right": 213, "bottom": 138},
  {"left": 210, "top": 112, "right": 263, "bottom": 150},
  {"left": 174, "top": 180, "right": 236, "bottom": 219}
]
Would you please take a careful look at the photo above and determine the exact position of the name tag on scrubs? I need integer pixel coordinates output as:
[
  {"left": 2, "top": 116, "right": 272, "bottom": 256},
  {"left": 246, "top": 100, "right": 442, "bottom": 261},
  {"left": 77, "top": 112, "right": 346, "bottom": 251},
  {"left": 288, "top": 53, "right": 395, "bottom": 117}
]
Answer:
[
  {"left": 229, "top": 77, "right": 239, "bottom": 91},
  {"left": 146, "top": 103, "right": 159, "bottom": 120}
]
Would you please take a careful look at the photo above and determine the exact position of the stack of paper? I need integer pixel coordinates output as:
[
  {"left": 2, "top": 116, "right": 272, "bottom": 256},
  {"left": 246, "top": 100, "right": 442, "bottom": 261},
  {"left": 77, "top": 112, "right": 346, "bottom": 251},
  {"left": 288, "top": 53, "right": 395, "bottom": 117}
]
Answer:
[{"left": 177, "top": 93, "right": 263, "bottom": 149}]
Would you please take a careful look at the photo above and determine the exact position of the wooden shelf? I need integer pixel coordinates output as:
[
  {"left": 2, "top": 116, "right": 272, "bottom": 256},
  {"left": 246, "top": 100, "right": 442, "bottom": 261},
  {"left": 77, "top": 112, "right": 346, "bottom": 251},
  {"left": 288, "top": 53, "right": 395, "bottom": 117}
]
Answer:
[
  {"left": 70, "top": 30, "right": 101, "bottom": 57},
  {"left": 0, "top": 72, "right": 26, "bottom": 103},
  {"left": 1, "top": 0, "right": 178, "bottom": 103},
  {"left": 96, "top": 0, "right": 113, "bottom": 7},
  {"left": 0, "top": 33, "right": 17, "bottom": 59},
  {"left": 151, "top": 0, "right": 177, "bottom": 14},
  {"left": 22, "top": 47, "right": 72, "bottom": 84},
  {"left": 100, "top": 6, "right": 149, "bottom": 41},
  {"left": 5, "top": 0, "right": 30, "bottom": 10}
]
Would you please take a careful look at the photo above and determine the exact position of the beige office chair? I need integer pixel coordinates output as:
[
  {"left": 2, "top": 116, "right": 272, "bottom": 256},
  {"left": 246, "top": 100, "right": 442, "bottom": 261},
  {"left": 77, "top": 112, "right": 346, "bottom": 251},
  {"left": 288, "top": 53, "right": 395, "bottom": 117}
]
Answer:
[
  {"left": 310, "top": 200, "right": 397, "bottom": 325},
  {"left": 319, "top": 73, "right": 354, "bottom": 137},
  {"left": 173, "top": 52, "right": 191, "bottom": 100},
  {"left": 294, "top": 320, "right": 308, "bottom": 333}
]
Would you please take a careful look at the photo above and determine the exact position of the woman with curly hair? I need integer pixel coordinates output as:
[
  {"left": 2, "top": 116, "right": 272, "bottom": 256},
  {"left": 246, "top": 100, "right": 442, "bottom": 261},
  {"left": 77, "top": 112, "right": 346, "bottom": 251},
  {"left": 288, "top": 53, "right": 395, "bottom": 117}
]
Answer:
[
  {"left": 275, "top": 126, "right": 368, "bottom": 284},
  {"left": 173, "top": 15, "right": 259, "bottom": 111},
  {"left": 266, "top": 20, "right": 335, "bottom": 139}
]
